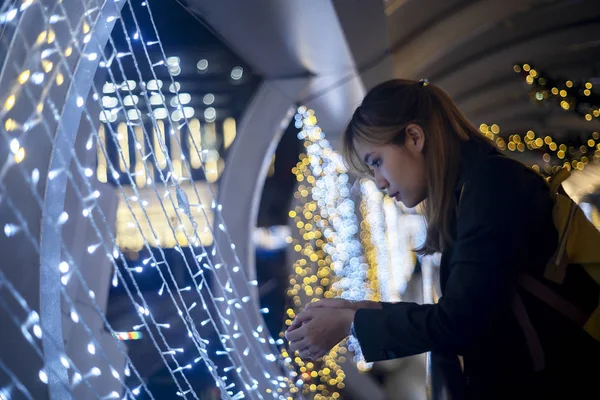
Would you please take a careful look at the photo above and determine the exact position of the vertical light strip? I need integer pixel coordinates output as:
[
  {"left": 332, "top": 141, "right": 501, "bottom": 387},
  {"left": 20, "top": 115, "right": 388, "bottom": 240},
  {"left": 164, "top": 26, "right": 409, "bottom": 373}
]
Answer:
[
  {"left": 205, "top": 160, "right": 218, "bottom": 183},
  {"left": 204, "top": 122, "right": 216, "bottom": 149},
  {"left": 223, "top": 117, "right": 236, "bottom": 149},
  {"left": 361, "top": 180, "right": 390, "bottom": 301},
  {"left": 383, "top": 198, "right": 402, "bottom": 302},
  {"left": 189, "top": 118, "right": 202, "bottom": 169},
  {"left": 117, "top": 122, "right": 130, "bottom": 172},
  {"left": 171, "top": 124, "right": 182, "bottom": 179},
  {"left": 134, "top": 125, "right": 146, "bottom": 188},
  {"left": 153, "top": 120, "right": 167, "bottom": 170},
  {"left": 96, "top": 124, "right": 107, "bottom": 183}
]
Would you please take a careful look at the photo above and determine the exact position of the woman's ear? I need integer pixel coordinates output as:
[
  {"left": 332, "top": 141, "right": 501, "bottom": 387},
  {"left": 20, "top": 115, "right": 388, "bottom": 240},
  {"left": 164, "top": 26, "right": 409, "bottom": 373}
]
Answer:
[{"left": 405, "top": 124, "right": 425, "bottom": 153}]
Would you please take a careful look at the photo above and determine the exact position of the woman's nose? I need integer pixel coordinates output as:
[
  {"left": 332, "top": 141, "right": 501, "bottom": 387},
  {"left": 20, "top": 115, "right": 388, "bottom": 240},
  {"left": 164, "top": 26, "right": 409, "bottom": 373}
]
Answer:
[{"left": 374, "top": 171, "right": 388, "bottom": 192}]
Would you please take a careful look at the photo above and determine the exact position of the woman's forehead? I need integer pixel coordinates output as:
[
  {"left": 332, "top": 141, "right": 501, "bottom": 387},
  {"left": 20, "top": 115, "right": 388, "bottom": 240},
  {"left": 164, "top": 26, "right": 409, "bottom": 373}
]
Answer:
[{"left": 354, "top": 140, "right": 381, "bottom": 158}]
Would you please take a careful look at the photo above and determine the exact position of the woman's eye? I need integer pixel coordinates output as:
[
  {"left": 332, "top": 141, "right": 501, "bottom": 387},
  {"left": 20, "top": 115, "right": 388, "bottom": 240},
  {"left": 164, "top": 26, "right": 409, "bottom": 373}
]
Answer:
[{"left": 372, "top": 159, "right": 381, "bottom": 168}]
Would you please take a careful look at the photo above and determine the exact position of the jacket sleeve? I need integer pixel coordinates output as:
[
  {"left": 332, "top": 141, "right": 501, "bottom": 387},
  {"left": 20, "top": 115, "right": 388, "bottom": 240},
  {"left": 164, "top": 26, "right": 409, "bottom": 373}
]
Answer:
[{"left": 353, "top": 160, "right": 549, "bottom": 362}]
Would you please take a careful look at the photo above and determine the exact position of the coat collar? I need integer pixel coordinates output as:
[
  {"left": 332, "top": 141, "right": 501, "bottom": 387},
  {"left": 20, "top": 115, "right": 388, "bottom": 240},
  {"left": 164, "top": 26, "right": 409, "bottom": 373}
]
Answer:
[{"left": 454, "top": 137, "right": 500, "bottom": 197}]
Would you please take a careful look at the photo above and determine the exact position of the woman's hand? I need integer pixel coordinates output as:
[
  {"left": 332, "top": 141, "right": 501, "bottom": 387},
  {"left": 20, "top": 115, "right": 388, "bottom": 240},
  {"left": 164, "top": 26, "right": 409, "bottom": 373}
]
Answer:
[
  {"left": 286, "top": 298, "right": 382, "bottom": 332},
  {"left": 285, "top": 307, "right": 356, "bottom": 360},
  {"left": 284, "top": 298, "right": 382, "bottom": 360}
]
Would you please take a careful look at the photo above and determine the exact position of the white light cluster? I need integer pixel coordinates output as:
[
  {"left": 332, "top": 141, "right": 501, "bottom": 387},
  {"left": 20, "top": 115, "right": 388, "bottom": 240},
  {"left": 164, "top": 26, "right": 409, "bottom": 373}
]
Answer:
[
  {"left": 0, "top": 0, "right": 292, "bottom": 398},
  {"left": 294, "top": 107, "right": 376, "bottom": 371},
  {"left": 360, "top": 180, "right": 391, "bottom": 300},
  {"left": 295, "top": 107, "right": 372, "bottom": 302}
]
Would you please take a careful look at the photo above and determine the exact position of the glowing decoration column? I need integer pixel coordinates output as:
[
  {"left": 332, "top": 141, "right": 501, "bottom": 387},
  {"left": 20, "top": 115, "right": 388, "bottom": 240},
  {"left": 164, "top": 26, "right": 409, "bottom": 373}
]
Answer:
[{"left": 283, "top": 106, "right": 374, "bottom": 399}]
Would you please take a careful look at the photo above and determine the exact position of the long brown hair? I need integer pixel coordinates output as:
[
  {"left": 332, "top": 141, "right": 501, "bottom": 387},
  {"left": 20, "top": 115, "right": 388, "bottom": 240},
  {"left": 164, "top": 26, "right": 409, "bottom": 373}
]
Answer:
[{"left": 343, "top": 79, "right": 491, "bottom": 255}]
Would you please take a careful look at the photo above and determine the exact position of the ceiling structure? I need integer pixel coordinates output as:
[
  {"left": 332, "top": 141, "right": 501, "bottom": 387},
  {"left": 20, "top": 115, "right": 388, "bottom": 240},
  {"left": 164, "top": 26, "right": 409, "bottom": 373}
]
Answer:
[{"left": 183, "top": 0, "right": 600, "bottom": 162}]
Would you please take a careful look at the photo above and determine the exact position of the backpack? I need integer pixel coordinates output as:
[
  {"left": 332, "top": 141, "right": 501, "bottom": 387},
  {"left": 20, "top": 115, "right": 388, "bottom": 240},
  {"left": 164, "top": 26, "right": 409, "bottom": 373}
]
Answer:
[{"left": 512, "top": 167, "right": 600, "bottom": 371}]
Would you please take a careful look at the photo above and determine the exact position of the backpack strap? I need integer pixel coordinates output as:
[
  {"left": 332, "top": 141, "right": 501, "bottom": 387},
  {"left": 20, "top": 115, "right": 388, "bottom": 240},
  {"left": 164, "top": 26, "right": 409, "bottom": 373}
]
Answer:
[
  {"left": 518, "top": 273, "right": 589, "bottom": 326},
  {"left": 544, "top": 200, "right": 578, "bottom": 284},
  {"left": 511, "top": 290, "right": 545, "bottom": 371},
  {"left": 512, "top": 272, "right": 591, "bottom": 373},
  {"left": 510, "top": 167, "right": 585, "bottom": 371},
  {"left": 547, "top": 167, "right": 571, "bottom": 199}
]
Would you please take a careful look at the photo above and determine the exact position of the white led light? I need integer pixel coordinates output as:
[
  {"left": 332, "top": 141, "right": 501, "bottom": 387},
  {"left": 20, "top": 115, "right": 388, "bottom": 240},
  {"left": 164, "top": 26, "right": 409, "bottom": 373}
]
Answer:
[
  {"left": 123, "top": 95, "right": 139, "bottom": 106},
  {"left": 39, "top": 370, "right": 48, "bottom": 384},
  {"left": 183, "top": 107, "right": 194, "bottom": 118},
  {"left": 120, "top": 80, "right": 136, "bottom": 91},
  {"left": 169, "top": 82, "right": 181, "bottom": 93},
  {"left": 171, "top": 110, "right": 183, "bottom": 122},
  {"left": 31, "top": 72, "right": 44, "bottom": 84},
  {"left": 230, "top": 66, "right": 243, "bottom": 80},
  {"left": 170, "top": 93, "right": 191, "bottom": 106},
  {"left": 166, "top": 56, "right": 180, "bottom": 66},
  {"left": 153, "top": 108, "right": 168, "bottom": 119},
  {"left": 59, "top": 262, "right": 69, "bottom": 273},
  {"left": 204, "top": 107, "right": 216, "bottom": 122},
  {"left": 203, "top": 93, "right": 214, "bottom": 105},
  {"left": 197, "top": 59, "right": 208, "bottom": 71},
  {"left": 127, "top": 109, "right": 141, "bottom": 120},
  {"left": 103, "top": 82, "right": 117, "bottom": 93},
  {"left": 33, "top": 324, "right": 42, "bottom": 339},
  {"left": 149, "top": 93, "right": 165, "bottom": 105},
  {"left": 146, "top": 79, "right": 162, "bottom": 91},
  {"left": 9, "top": 139, "right": 20, "bottom": 153}
]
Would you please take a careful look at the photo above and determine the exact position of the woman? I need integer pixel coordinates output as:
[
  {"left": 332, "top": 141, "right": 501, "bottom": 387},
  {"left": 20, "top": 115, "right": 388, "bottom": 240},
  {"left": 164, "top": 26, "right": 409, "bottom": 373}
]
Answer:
[{"left": 285, "top": 79, "right": 600, "bottom": 399}]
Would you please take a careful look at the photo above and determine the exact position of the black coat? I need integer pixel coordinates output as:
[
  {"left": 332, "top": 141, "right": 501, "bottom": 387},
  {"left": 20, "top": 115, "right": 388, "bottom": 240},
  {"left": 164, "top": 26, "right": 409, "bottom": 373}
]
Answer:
[{"left": 353, "top": 138, "right": 600, "bottom": 399}]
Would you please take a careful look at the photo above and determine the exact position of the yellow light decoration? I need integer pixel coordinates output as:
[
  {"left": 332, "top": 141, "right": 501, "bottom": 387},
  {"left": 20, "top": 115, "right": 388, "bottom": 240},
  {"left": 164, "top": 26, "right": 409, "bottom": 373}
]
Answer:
[
  {"left": 223, "top": 117, "right": 237, "bottom": 149},
  {"left": 283, "top": 107, "right": 367, "bottom": 399},
  {"left": 96, "top": 124, "right": 108, "bottom": 183},
  {"left": 41, "top": 60, "right": 53, "bottom": 73},
  {"left": 117, "top": 123, "right": 130, "bottom": 172},
  {"left": 18, "top": 70, "right": 30, "bottom": 84},
  {"left": 14, "top": 147, "right": 25, "bottom": 163},
  {"left": 479, "top": 123, "right": 597, "bottom": 172},
  {"left": 5, "top": 94, "right": 16, "bottom": 111},
  {"left": 5, "top": 119, "right": 16, "bottom": 132},
  {"left": 35, "top": 31, "right": 47, "bottom": 45},
  {"left": 515, "top": 63, "right": 599, "bottom": 124}
]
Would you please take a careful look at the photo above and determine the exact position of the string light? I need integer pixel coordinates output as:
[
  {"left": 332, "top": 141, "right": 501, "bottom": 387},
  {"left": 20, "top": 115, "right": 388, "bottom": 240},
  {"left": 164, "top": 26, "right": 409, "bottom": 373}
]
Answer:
[
  {"left": 283, "top": 107, "right": 380, "bottom": 397},
  {"left": 514, "top": 62, "right": 599, "bottom": 122},
  {"left": 1, "top": 0, "right": 293, "bottom": 398},
  {"left": 495, "top": 63, "right": 600, "bottom": 173},
  {"left": 479, "top": 123, "right": 599, "bottom": 174}
]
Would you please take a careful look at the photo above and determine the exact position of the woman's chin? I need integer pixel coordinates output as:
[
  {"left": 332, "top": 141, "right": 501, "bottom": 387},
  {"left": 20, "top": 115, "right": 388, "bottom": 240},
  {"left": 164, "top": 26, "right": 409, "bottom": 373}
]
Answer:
[
  {"left": 398, "top": 197, "right": 412, "bottom": 207},
  {"left": 400, "top": 197, "right": 423, "bottom": 209}
]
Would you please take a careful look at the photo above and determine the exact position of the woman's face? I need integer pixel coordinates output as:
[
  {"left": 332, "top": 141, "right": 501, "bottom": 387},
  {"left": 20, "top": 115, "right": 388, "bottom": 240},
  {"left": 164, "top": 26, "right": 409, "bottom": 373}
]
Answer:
[{"left": 354, "top": 124, "right": 428, "bottom": 208}]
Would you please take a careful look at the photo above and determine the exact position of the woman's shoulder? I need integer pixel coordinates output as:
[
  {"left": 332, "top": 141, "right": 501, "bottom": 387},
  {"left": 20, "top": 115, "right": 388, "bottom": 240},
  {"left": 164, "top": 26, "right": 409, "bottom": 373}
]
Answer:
[
  {"left": 463, "top": 139, "right": 547, "bottom": 195},
  {"left": 477, "top": 153, "right": 546, "bottom": 190},
  {"left": 459, "top": 140, "right": 551, "bottom": 212}
]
